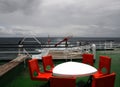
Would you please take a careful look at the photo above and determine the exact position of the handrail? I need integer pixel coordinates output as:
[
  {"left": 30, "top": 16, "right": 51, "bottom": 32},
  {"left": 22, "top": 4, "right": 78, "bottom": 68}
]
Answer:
[{"left": 22, "top": 48, "right": 32, "bottom": 58}]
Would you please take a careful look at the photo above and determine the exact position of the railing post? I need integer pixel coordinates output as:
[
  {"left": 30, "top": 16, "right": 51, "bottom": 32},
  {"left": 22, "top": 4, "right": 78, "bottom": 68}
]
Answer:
[
  {"left": 18, "top": 44, "right": 23, "bottom": 55},
  {"left": 92, "top": 44, "right": 96, "bottom": 59}
]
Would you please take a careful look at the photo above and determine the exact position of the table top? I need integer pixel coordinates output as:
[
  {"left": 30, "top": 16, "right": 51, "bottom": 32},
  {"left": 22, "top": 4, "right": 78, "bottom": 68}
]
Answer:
[{"left": 53, "top": 61, "right": 97, "bottom": 77}]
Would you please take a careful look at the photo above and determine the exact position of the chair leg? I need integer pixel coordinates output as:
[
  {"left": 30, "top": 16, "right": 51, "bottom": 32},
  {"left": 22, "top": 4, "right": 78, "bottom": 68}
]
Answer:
[
  {"left": 40, "top": 81, "right": 50, "bottom": 87},
  {"left": 76, "top": 80, "right": 86, "bottom": 87},
  {"left": 84, "top": 75, "right": 92, "bottom": 87}
]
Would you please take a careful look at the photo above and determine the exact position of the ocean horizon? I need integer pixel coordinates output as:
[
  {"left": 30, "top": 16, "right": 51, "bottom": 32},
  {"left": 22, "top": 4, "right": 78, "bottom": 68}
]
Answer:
[{"left": 0, "top": 37, "right": 120, "bottom": 60}]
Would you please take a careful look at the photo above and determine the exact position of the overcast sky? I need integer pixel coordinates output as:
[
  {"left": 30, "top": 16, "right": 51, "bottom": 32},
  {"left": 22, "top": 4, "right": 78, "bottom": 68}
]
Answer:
[{"left": 0, "top": 0, "right": 120, "bottom": 37}]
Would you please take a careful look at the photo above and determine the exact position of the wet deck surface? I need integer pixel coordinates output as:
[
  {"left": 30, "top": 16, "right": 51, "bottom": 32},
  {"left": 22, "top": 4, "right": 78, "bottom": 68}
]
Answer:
[
  {"left": 48, "top": 50, "right": 82, "bottom": 59},
  {"left": 0, "top": 55, "right": 29, "bottom": 76}
]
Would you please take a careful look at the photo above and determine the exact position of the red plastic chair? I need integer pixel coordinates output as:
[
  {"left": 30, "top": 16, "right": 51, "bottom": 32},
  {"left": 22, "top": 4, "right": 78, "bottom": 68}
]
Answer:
[
  {"left": 50, "top": 76, "right": 76, "bottom": 87},
  {"left": 28, "top": 59, "right": 52, "bottom": 81},
  {"left": 92, "top": 72, "right": 116, "bottom": 87},
  {"left": 93, "top": 55, "right": 111, "bottom": 77},
  {"left": 82, "top": 53, "right": 94, "bottom": 66},
  {"left": 42, "top": 55, "right": 54, "bottom": 73}
]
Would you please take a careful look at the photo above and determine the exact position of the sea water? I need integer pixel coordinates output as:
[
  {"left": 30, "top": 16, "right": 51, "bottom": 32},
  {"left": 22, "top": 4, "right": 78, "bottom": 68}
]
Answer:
[{"left": 0, "top": 37, "right": 120, "bottom": 60}]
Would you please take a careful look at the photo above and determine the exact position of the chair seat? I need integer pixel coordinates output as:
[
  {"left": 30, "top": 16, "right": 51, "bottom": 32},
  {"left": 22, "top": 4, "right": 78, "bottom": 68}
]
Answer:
[
  {"left": 28, "top": 59, "right": 52, "bottom": 81},
  {"left": 93, "top": 71, "right": 104, "bottom": 77},
  {"left": 33, "top": 72, "right": 52, "bottom": 81},
  {"left": 45, "top": 69, "right": 53, "bottom": 73},
  {"left": 50, "top": 76, "right": 76, "bottom": 87},
  {"left": 93, "top": 56, "right": 111, "bottom": 78},
  {"left": 92, "top": 72, "right": 116, "bottom": 87}
]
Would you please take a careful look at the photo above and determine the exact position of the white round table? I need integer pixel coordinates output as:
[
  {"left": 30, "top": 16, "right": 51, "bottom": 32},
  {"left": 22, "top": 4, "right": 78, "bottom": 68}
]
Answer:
[{"left": 53, "top": 61, "right": 97, "bottom": 77}]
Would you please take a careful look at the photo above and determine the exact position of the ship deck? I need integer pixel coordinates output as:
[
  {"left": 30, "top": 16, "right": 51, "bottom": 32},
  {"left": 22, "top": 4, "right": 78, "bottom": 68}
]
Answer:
[{"left": 0, "top": 49, "right": 120, "bottom": 87}]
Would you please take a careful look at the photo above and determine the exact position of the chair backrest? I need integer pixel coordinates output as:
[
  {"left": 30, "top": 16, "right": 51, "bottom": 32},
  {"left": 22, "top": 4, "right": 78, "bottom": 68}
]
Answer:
[
  {"left": 28, "top": 59, "right": 40, "bottom": 80},
  {"left": 42, "top": 55, "right": 54, "bottom": 73},
  {"left": 82, "top": 53, "right": 94, "bottom": 66},
  {"left": 92, "top": 72, "right": 116, "bottom": 87},
  {"left": 50, "top": 76, "right": 76, "bottom": 87},
  {"left": 98, "top": 55, "right": 111, "bottom": 75}
]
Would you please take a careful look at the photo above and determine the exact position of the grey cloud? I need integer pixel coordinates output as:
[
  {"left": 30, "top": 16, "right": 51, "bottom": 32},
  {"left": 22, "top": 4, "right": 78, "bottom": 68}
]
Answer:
[
  {"left": 0, "top": 0, "right": 41, "bottom": 15},
  {"left": 0, "top": 0, "right": 120, "bottom": 37}
]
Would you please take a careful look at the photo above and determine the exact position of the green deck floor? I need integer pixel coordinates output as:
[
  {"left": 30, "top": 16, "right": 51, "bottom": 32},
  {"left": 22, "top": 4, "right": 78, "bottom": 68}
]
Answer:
[{"left": 1, "top": 50, "right": 120, "bottom": 87}]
